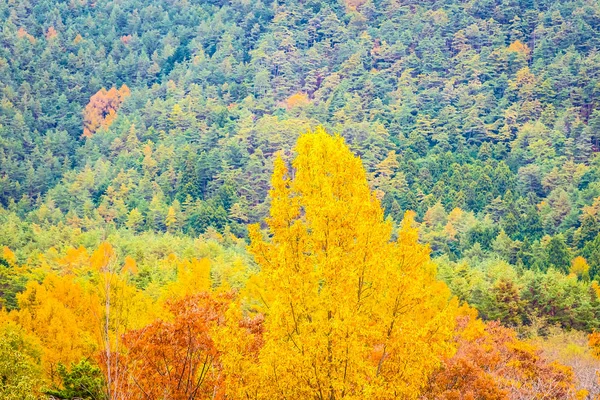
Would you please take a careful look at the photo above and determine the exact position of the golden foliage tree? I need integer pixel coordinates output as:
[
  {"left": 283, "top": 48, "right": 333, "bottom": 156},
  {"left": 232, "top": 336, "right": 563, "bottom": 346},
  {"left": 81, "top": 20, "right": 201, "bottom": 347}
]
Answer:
[
  {"left": 83, "top": 85, "right": 130, "bottom": 138},
  {"left": 507, "top": 39, "right": 531, "bottom": 59},
  {"left": 89, "top": 242, "right": 156, "bottom": 400},
  {"left": 233, "top": 127, "right": 459, "bottom": 399},
  {"left": 159, "top": 257, "right": 211, "bottom": 302},
  {"left": 284, "top": 92, "right": 310, "bottom": 109},
  {"left": 570, "top": 256, "right": 591, "bottom": 281},
  {"left": 7, "top": 242, "right": 156, "bottom": 393},
  {"left": 11, "top": 273, "right": 99, "bottom": 382}
]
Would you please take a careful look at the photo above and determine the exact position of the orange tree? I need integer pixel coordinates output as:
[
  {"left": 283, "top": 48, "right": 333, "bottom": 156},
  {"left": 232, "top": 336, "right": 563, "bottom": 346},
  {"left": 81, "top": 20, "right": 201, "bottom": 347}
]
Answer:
[
  {"left": 121, "top": 292, "right": 232, "bottom": 400},
  {"left": 425, "top": 317, "right": 578, "bottom": 399}
]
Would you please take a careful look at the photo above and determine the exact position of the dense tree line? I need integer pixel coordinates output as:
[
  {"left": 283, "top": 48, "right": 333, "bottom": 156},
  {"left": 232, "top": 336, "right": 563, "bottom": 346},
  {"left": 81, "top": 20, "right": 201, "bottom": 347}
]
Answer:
[{"left": 2, "top": 0, "right": 600, "bottom": 276}]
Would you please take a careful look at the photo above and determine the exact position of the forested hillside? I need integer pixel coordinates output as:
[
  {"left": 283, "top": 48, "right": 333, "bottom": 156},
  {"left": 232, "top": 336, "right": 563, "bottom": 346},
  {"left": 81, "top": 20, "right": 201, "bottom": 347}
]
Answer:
[{"left": 1, "top": 0, "right": 600, "bottom": 398}]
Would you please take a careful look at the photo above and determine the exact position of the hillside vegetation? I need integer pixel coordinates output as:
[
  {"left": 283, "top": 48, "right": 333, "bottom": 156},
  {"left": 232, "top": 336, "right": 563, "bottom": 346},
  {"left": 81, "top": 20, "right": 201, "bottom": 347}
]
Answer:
[{"left": 1, "top": 0, "right": 600, "bottom": 398}]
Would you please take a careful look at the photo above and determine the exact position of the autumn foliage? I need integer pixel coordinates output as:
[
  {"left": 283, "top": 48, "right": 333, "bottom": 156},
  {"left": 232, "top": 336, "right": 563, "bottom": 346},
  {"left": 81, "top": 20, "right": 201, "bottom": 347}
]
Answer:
[
  {"left": 11, "top": 273, "right": 100, "bottom": 382},
  {"left": 120, "top": 293, "right": 231, "bottom": 400},
  {"left": 426, "top": 317, "right": 578, "bottom": 399},
  {"left": 83, "top": 85, "right": 131, "bottom": 138},
  {"left": 284, "top": 91, "right": 310, "bottom": 109},
  {"left": 0, "top": 129, "right": 585, "bottom": 399},
  {"left": 4, "top": 0, "right": 600, "bottom": 394},
  {"left": 591, "top": 332, "right": 600, "bottom": 359},
  {"left": 507, "top": 40, "right": 531, "bottom": 59},
  {"left": 235, "top": 128, "right": 460, "bottom": 398}
]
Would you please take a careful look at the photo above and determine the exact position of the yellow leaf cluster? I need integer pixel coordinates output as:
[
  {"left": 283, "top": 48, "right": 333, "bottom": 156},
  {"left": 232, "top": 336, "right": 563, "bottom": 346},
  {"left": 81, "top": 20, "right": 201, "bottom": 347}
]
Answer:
[
  {"left": 570, "top": 256, "right": 590, "bottom": 280},
  {"left": 3, "top": 246, "right": 16, "bottom": 264},
  {"left": 10, "top": 274, "right": 100, "bottom": 382},
  {"left": 160, "top": 257, "right": 212, "bottom": 302},
  {"left": 507, "top": 40, "right": 531, "bottom": 58},
  {"left": 6, "top": 242, "right": 160, "bottom": 385},
  {"left": 284, "top": 92, "right": 310, "bottom": 109}
]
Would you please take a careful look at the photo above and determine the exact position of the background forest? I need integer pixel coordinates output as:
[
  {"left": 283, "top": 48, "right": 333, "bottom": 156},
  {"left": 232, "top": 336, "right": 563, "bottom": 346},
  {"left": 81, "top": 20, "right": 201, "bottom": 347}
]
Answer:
[{"left": 1, "top": 0, "right": 600, "bottom": 398}]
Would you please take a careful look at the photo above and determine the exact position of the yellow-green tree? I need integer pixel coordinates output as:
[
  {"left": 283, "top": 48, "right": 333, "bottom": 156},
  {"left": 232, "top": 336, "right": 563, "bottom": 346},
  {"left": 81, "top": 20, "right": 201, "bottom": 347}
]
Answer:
[
  {"left": 232, "top": 128, "right": 459, "bottom": 399},
  {"left": 0, "top": 320, "right": 43, "bottom": 400},
  {"left": 88, "top": 243, "right": 156, "bottom": 400}
]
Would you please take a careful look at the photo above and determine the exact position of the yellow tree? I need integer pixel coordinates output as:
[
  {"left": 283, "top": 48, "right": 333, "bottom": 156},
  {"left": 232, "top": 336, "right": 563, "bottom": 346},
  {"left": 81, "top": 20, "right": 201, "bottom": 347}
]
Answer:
[
  {"left": 159, "top": 257, "right": 212, "bottom": 302},
  {"left": 88, "top": 243, "right": 156, "bottom": 400},
  {"left": 234, "top": 128, "right": 459, "bottom": 399},
  {"left": 9, "top": 244, "right": 156, "bottom": 394},
  {"left": 165, "top": 205, "right": 178, "bottom": 233},
  {"left": 570, "top": 256, "right": 590, "bottom": 281},
  {"left": 11, "top": 273, "right": 99, "bottom": 382}
]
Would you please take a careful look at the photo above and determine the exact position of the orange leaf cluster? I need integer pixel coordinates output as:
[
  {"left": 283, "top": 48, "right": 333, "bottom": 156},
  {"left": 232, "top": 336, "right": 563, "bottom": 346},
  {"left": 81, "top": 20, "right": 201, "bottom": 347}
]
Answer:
[
  {"left": 17, "top": 27, "right": 36, "bottom": 44},
  {"left": 119, "top": 292, "right": 260, "bottom": 400},
  {"left": 426, "top": 318, "right": 577, "bottom": 399},
  {"left": 590, "top": 332, "right": 600, "bottom": 359},
  {"left": 82, "top": 85, "right": 130, "bottom": 138},
  {"left": 507, "top": 40, "right": 531, "bottom": 59},
  {"left": 46, "top": 26, "right": 58, "bottom": 40},
  {"left": 284, "top": 92, "right": 310, "bottom": 109}
]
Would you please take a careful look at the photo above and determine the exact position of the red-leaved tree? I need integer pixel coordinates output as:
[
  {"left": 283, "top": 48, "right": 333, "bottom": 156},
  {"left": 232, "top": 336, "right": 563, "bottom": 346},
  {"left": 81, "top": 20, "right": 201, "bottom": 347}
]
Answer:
[{"left": 121, "top": 293, "right": 231, "bottom": 400}]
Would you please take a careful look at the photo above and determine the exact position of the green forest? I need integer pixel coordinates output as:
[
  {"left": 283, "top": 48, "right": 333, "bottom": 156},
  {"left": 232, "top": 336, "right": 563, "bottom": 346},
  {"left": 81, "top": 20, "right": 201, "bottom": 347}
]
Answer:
[{"left": 1, "top": 0, "right": 600, "bottom": 398}]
